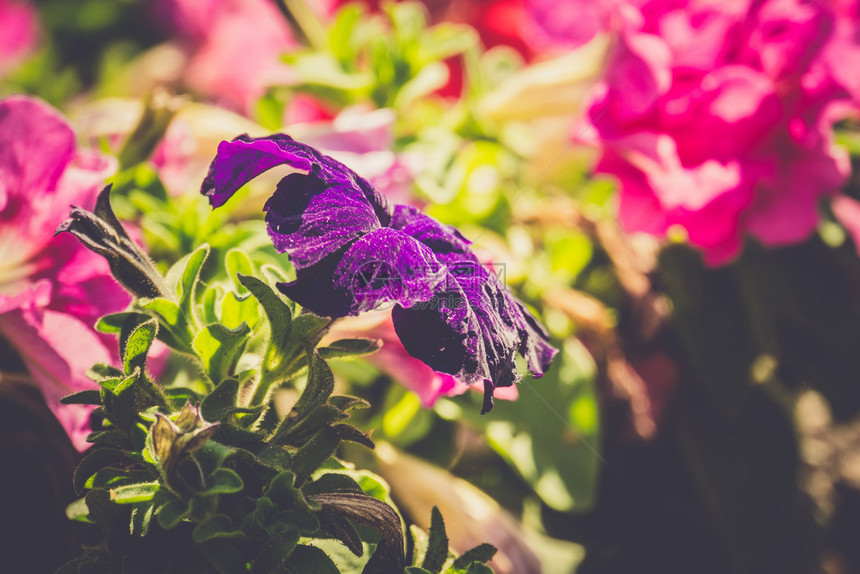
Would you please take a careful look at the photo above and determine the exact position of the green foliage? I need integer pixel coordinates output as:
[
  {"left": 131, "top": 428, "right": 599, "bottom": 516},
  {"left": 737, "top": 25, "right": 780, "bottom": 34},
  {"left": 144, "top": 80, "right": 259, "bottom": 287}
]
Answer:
[{"left": 60, "top": 192, "right": 496, "bottom": 573}]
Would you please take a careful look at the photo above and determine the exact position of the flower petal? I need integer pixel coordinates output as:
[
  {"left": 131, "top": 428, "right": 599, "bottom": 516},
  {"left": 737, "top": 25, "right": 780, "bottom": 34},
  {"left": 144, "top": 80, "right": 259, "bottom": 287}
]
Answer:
[
  {"left": 264, "top": 171, "right": 381, "bottom": 270},
  {"left": 390, "top": 206, "right": 557, "bottom": 410},
  {"left": 202, "top": 133, "right": 391, "bottom": 226},
  {"left": 332, "top": 227, "right": 446, "bottom": 314}
]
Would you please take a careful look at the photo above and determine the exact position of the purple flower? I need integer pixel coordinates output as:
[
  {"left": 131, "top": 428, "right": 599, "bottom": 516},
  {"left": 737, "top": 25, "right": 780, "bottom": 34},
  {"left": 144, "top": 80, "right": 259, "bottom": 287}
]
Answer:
[{"left": 202, "top": 134, "right": 557, "bottom": 412}]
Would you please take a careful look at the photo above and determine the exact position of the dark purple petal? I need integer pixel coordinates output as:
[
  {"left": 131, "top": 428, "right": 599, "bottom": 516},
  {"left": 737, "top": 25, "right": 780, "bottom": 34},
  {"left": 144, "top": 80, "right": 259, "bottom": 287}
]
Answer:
[
  {"left": 264, "top": 171, "right": 380, "bottom": 271},
  {"left": 202, "top": 134, "right": 391, "bottom": 227},
  {"left": 332, "top": 228, "right": 446, "bottom": 314},
  {"left": 390, "top": 206, "right": 557, "bottom": 408},
  {"left": 276, "top": 250, "right": 353, "bottom": 318}
]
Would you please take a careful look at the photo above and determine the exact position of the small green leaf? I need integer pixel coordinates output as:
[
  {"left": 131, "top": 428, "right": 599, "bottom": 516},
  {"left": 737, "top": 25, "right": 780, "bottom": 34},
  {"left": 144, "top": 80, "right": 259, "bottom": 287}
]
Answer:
[
  {"left": 65, "top": 498, "right": 92, "bottom": 523},
  {"left": 251, "top": 530, "right": 300, "bottom": 574},
  {"left": 87, "top": 363, "right": 124, "bottom": 380},
  {"left": 74, "top": 448, "right": 134, "bottom": 495},
  {"left": 61, "top": 390, "right": 101, "bottom": 406},
  {"left": 221, "top": 290, "right": 260, "bottom": 330},
  {"left": 423, "top": 507, "right": 449, "bottom": 572},
  {"left": 205, "top": 468, "right": 244, "bottom": 495},
  {"left": 139, "top": 297, "right": 193, "bottom": 351},
  {"left": 96, "top": 311, "right": 145, "bottom": 334},
  {"left": 463, "top": 563, "right": 494, "bottom": 574},
  {"left": 328, "top": 395, "right": 370, "bottom": 412},
  {"left": 192, "top": 323, "right": 251, "bottom": 383},
  {"left": 122, "top": 318, "right": 159, "bottom": 374},
  {"left": 201, "top": 285, "right": 223, "bottom": 325},
  {"left": 130, "top": 504, "right": 154, "bottom": 537},
  {"left": 284, "top": 545, "right": 339, "bottom": 574},
  {"left": 450, "top": 544, "right": 496, "bottom": 569},
  {"left": 237, "top": 273, "right": 292, "bottom": 370},
  {"left": 156, "top": 498, "right": 190, "bottom": 529},
  {"left": 110, "top": 482, "right": 160, "bottom": 504},
  {"left": 318, "top": 338, "right": 382, "bottom": 359},
  {"left": 201, "top": 378, "right": 240, "bottom": 422},
  {"left": 167, "top": 244, "right": 210, "bottom": 327},
  {"left": 226, "top": 249, "right": 255, "bottom": 293},
  {"left": 193, "top": 514, "right": 246, "bottom": 543}
]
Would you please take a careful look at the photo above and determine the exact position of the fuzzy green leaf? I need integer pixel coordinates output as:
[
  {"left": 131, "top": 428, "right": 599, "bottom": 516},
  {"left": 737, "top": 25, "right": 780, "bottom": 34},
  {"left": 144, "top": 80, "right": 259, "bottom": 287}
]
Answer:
[
  {"left": 318, "top": 338, "right": 381, "bottom": 359},
  {"left": 423, "top": 507, "right": 449, "bottom": 573},
  {"left": 122, "top": 318, "right": 159, "bottom": 374},
  {"left": 192, "top": 323, "right": 251, "bottom": 383},
  {"left": 193, "top": 514, "right": 246, "bottom": 543},
  {"left": 109, "top": 482, "right": 160, "bottom": 504}
]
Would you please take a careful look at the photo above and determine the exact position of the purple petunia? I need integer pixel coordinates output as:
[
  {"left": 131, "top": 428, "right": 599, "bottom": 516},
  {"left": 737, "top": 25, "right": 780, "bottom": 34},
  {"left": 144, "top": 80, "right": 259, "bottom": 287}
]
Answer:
[{"left": 201, "top": 134, "right": 557, "bottom": 412}]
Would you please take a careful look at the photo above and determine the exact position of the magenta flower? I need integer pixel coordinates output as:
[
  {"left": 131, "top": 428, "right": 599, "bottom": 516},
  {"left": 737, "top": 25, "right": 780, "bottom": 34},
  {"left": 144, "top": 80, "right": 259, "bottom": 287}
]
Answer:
[
  {"left": 0, "top": 96, "right": 129, "bottom": 450},
  {"left": 152, "top": 0, "right": 298, "bottom": 113},
  {"left": 572, "top": 0, "right": 856, "bottom": 265},
  {"left": 201, "top": 134, "right": 556, "bottom": 412},
  {"left": 0, "top": 0, "right": 38, "bottom": 78}
]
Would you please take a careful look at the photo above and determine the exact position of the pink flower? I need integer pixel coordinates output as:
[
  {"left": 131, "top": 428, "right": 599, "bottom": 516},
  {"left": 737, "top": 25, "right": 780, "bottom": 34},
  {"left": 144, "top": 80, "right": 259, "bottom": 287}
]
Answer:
[
  {"left": 151, "top": 0, "right": 298, "bottom": 113},
  {"left": 325, "top": 311, "right": 517, "bottom": 408},
  {"left": 573, "top": 0, "right": 856, "bottom": 265},
  {"left": 0, "top": 0, "right": 38, "bottom": 78},
  {"left": 0, "top": 96, "right": 129, "bottom": 450}
]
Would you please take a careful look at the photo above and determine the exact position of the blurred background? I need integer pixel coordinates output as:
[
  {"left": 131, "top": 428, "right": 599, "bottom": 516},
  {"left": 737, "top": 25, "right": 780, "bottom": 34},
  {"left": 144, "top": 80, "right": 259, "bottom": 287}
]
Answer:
[{"left": 4, "top": 1, "right": 860, "bottom": 572}]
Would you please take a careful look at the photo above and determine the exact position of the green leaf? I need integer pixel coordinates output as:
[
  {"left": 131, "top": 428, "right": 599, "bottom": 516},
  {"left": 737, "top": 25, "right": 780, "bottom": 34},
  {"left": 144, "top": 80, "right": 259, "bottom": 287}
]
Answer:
[
  {"left": 422, "top": 507, "right": 449, "bottom": 573},
  {"left": 284, "top": 545, "right": 340, "bottom": 574},
  {"left": 109, "top": 482, "right": 160, "bottom": 504},
  {"left": 61, "top": 390, "right": 102, "bottom": 406},
  {"left": 65, "top": 497, "right": 92, "bottom": 523},
  {"left": 193, "top": 514, "right": 246, "bottom": 543},
  {"left": 122, "top": 317, "right": 159, "bottom": 374},
  {"left": 87, "top": 363, "right": 124, "bottom": 380},
  {"left": 139, "top": 297, "right": 193, "bottom": 351},
  {"left": 201, "top": 378, "right": 240, "bottom": 422},
  {"left": 318, "top": 338, "right": 382, "bottom": 360},
  {"left": 96, "top": 311, "right": 146, "bottom": 334},
  {"left": 86, "top": 429, "right": 128, "bottom": 447},
  {"left": 221, "top": 290, "right": 260, "bottom": 330},
  {"left": 130, "top": 504, "right": 154, "bottom": 537},
  {"left": 251, "top": 530, "right": 300, "bottom": 574},
  {"left": 271, "top": 404, "right": 348, "bottom": 446},
  {"left": 204, "top": 468, "right": 244, "bottom": 495},
  {"left": 406, "top": 568, "right": 434, "bottom": 574},
  {"left": 156, "top": 498, "right": 190, "bottom": 529},
  {"left": 328, "top": 395, "right": 371, "bottom": 412},
  {"left": 74, "top": 448, "right": 134, "bottom": 495},
  {"left": 291, "top": 425, "right": 373, "bottom": 484},
  {"left": 450, "top": 544, "right": 496, "bottom": 569},
  {"left": 237, "top": 273, "right": 293, "bottom": 371},
  {"left": 192, "top": 323, "right": 251, "bottom": 383},
  {"left": 167, "top": 243, "right": 210, "bottom": 328}
]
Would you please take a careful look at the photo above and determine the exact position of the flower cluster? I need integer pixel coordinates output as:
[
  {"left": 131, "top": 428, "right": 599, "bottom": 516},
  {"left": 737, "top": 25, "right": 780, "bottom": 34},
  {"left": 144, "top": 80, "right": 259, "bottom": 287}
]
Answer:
[
  {"left": 573, "top": 0, "right": 859, "bottom": 264},
  {"left": 201, "top": 134, "right": 557, "bottom": 412},
  {"left": 0, "top": 96, "right": 129, "bottom": 449}
]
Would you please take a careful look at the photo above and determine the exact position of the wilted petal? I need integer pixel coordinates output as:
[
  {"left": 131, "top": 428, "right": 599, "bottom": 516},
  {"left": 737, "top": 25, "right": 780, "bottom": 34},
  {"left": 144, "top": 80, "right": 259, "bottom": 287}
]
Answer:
[
  {"left": 333, "top": 228, "right": 446, "bottom": 314},
  {"left": 201, "top": 133, "right": 390, "bottom": 222},
  {"left": 264, "top": 171, "right": 381, "bottom": 270},
  {"left": 390, "top": 206, "right": 556, "bottom": 412}
]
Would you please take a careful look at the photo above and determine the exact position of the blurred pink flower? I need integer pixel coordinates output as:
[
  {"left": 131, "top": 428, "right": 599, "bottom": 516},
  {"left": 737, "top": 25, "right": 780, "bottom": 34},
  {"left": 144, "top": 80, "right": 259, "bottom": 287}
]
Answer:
[
  {"left": 290, "top": 107, "right": 422, "bottom": 205},
  {"left": 0, "top": 96, "right": 129, "bottom": 450},
  {"left": 152, "top": 0, "right": 298, "bottom": 113},
  {"left": 0, "top": 0, "right": 38, "bottom": 77},
  {"left": 325, "top": 311, "right": 517, "bottom": 407},
  {"left": 572, "top": 0, "right": 857, "bottom": 265}
]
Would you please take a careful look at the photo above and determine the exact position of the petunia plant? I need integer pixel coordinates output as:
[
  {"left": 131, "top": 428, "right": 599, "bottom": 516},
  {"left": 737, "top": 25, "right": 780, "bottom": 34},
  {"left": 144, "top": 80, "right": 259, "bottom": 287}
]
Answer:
[{"left": 54, "top": 185, "right": 503, "bottom": 573}]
